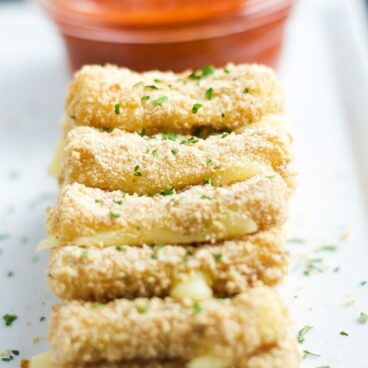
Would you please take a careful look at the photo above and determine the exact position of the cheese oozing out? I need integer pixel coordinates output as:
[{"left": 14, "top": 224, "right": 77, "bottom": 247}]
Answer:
[
  {"left": 187, "top": 355, "right": 232, "bottom": 368},
  {"left": 29, "top": 351, "right": 51, "bottom": 368},
  {"left": 170, "top": 272, "right": 213, "bottom": 301}
]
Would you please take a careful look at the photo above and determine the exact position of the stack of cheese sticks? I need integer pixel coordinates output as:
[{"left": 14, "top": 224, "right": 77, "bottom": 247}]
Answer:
[{"left": 33, "top": 64, "right": 299, "bottom": 368}]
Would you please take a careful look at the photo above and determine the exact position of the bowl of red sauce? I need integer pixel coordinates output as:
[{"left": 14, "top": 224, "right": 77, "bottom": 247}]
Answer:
[{"left": 38, "top": 0, "right": 293, "bottom": 71}]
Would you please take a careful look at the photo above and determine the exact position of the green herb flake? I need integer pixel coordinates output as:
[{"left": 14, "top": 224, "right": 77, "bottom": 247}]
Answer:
[
  {"left": 318, "top": 244, "right": 337, "bottom": 252},
  {"left": 243, "top": 87, "right": 249, "bottom": 94},
  {"left": 302, "top": 350, "right": 320, "bottom": 359},
  {"left": 206, "top": 159, "right": 213, "bottom": 165},
  {"left": 80, "top": 250, "right": 89, "bottom": 259},
  {"left": 180, "top": 136, "right": 199, "bottom": 145},
  {"left": 340, "top": 331, "right": 349, "bottom": 336},
  {"left": 224, "top": 68, "right": 230, "bottom": 74},
  {"left": 201, "top": 65, "right": 215, "bottom": 77},
  {"left": 110, "top": 211, "right": 121, "bottom": 219},
  {"left": 303, "top": 258, "right": 323, "bottom": 276},
  {"left": 160, "top": 187, "right": 175, "bottom": 196},
  {"left": 192, "top": 103, "right": 202, "bottom": 114},
  {"left": 95, "top": 199, "right": 103, "bottom": 204},
  {"left": 297, "top": 325, "right": 313, "bottom": 343},
  {"left": 192, "top": 303, "right": 202, "bottom": 314},
  {"left": 333, "top": 266, "right": 340, "bottom": 273},
  {"left": 153, "top": 96, "right": 168, "bottom": 105},
  {"left": 141, "top": 95, "right": 150, "bottom": 102},
  {"left": 162, "top": 132, "right": 177, "bottom": 141},
  {"left": 136, "top": 306, "right": 147, "bottom": 314},
  {"left": 221, "top": 131, "right": 230, "bottom": 138},
  {"left": 133, "top": 165, "right": 142, "bottom": 177},
  {"left": 114, "top": 103, "right": 121, "bottom": 115},
  {"left": 113, "top": 199, "right": 123, "bottom": 205},
  {"left": 200, "top": 195, "right": 211, "bottom": 200},
  {"left": 40, "top": 316, "right": 46, "bottom": 322},
  {"left": 0, "top": 233, "right": 9, "bottom": 241},
  {"left": 116, "top": 245, "right": 126, "bottom": 252},
  {"left": 171, "top": 149, "right": 177, "bottom": 155},
  {"left": 7, "top": 271, "right": 14, "bottom": 278},
  {"left": 205, "top": 87, "right": 214, "bottom": 100},
  {"left": 214, "top": 253, "right": 222, "bottom": 262},
  {"left": 145, "top": 85, "right": 158, "bottom": 90},
  {"left": 360, "top": 281, "right": 367, "bottom": 286},
  {"left": 359, "top": 312, "right": 368, "bottom": 324},
  {"left": 203, "top": 177, "right": 212, "bottom": 185},
  {"left": 3, "top": 314, "right": 17, "bottom": 327}
]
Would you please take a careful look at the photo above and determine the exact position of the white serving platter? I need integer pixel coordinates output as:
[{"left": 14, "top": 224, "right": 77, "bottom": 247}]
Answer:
[{"left": 0, "top": 0, "right": 367, "bottom": 367}]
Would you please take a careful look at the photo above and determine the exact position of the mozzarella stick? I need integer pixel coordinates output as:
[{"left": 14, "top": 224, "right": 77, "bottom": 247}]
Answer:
[
  {"left": 49, "top": 288, "right": 289, "bottom": 367},
  {"left": 59, "top": 116, "right": 295, "bottom": 194},
  {"left": 47, "top": 229, "right": 287, "bottom": 301},
  {"left": 65, "top": 64, "right": 284, "bottom": 134},
  {"left": 29, "top": 339, "right": 300, "bottom": 368},
  {"left": 41, "top": 176, "right": 288, "bottom": 249}
]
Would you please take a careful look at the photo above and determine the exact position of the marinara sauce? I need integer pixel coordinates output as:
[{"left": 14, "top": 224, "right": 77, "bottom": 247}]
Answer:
[{"left": 39, "top": 0, "right": 293, "bottom": 71}]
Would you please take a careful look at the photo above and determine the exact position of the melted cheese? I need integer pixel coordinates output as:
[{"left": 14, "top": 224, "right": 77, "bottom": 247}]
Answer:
[
  {"left": 188, "top": 355, "right": 232, "bottom": 368},
  {"left": 47, "top": 139, "right": 63, "bottom": 177},
  {"left": 29, "top": 352, "right": 51, "bottom": 368},
  {"left": 170, "top": 272, "right": 213, "bottom": 301}
]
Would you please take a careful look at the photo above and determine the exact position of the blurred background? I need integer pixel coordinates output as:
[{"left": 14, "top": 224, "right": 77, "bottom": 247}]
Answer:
[{"left": 1, "top": 0, "right": 368, "bottom": 367}]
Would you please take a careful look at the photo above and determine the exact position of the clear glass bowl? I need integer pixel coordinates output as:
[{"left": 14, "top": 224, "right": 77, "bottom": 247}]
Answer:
[{"left": 37, "top": 0, "right": 293, "bottom": 71}]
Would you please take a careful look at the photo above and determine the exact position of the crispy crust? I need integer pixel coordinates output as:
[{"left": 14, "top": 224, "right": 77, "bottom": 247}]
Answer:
[
  {"left": 53, "top": 339, "right": 300, "bottom": 368},
  {"left": 60, "top": 116, "right": 295, "bottom": 194},
  {"left": 65, "top": 64, "right": 284, "bottom": 134},
  {"left": 46, "top": 176, "right": 289, "bottom": 246},
  {"left": 47, "top": 229, "right": 287, "bottom": 301},
  {"left": 49, "top": 288, "right": 289, "bottom": 366}
]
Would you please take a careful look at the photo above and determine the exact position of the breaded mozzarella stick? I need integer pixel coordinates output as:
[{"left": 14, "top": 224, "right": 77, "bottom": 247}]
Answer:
[
  {"left": 49, "top": 288, "right": 289, "bottom": 367},
  {"left": 28, "top": 339, "right": 300, "bottom": 368},
  {"left": 47, "top": 229, "right": 287, "bottom": 302},
  {"left": 65, "top": 64, "right": 284, "bottom": 134},
  {"left": 42, "top": 176, "right": 288, "bottom": 249},
  {"left": 60, "top": 116, "right": 294, "bottom": 194}
]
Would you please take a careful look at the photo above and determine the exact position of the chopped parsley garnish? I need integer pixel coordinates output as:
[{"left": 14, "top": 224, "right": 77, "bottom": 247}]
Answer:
[
  {"left": 113, "top": 199, "right": 123, "bottom": 205},
  {"left": 214, "top": 253, "right": 222, "bottom": 262},
  {"left": 139, "top": 128, "right": 147, "bottom": 137},
  {"left": 110, "top": 211, "right": 121, "bottom": 219},
  {"left": 116, "top": 245, "right": 126, "bottom": 252},
  {"left": 340, "top": 331, "right": 349, "bottom": 336},
  {"left": 160, "top": 187, "right": 175, "bottom": 196},
  {"left": 180, "top": 136, "right": 199, "bottom": 145},
  {"left": 145, "top": 85, "right": 158, "bottom": 90},
  {"left": 297, "top": 325, "right": 313, "bottom": 343},
  {"left": 302, "top": 350, "right": 320, "bottom": 359},
  {"left": 360, "top": 281, "right": 367, "bottom": 286},
  {"left": 206, "top": 158, "right": 213, "bottom": 165},
  {"left": 114, "top": 103, "right": 121, "bottom": 114},
  {"left": 7, "top": 271, "right": 14, "bottom": 278},
  {"left": 224, "top": 68, "right": 230, "bottom": 74},
  {"left": 192, "top": 303, "right": 202, "bottom": 314},
  {"left": 303, "top": 258, "right": 323, "bottom": 276},
  {"left": 133, "top": 165, "right": 142, "bottom": 177},
  {"left": 0, "top": 233, "right": 9, "bottom": 241},
  {"left": 1, "top": 351, "right": 19, "bottom": 363},
  {"left": 171, "top": 149, "right": 177, "bottom": 155},
  {"left": 359, "top": 312, "right": 368, "bottom": 324},
  {"left": 188, "top": 65, "right": 215, "bottom": 80},
  {"left": 200, "top": 195, "right": 211, "bottom": 200},
  {"left": 80, "top": 250, "right": 89, "bottom": 259},
  {"left": 95, "top": 199, "right": 103, "bottom": 204},
  {"left": 40, "top": 316, "right": 46, "bottom": 322},
  {"left": 205, "top": 87, "right": 213, "bottom": 100},
  {"left": 154, "top": 79, "right": 161, "bottom": 83},
  {"left": 243, "top": 87, "right": 249, "bottom": 94},
  {"left": 141, "top": 95, "right": 150, "bottom": 102},
  {"left": 153, "top": 96, "right": 168, "bottom": 105},
  {"left": 162, "top": 132, "right": 177, "bottom": 141},
  {"left": 318, "top": 244, "right": 337, "bottom": 252},
  {"left": 203, "top": 177, "right": 212, "bottom": 185},
  {"left": 136, "top": 306, "right": 147, "bottom": 314},
  {"left": 3, "top": 314, "right": 17, "bottom": 326},
  {"left": 192, "top": 103, "right": 202, "bottom": 114},
  {"left": 201, "top": 65, "right": 215, "bottom": 77},
  {"left": 221, "top": 131, "right": 230, "bottom": 138},
  {"left": 287, "top": 238, "right": 305, "bottom": 243},
  {"left": 333, "top": 266, "right": 340, "bottom": 273}
]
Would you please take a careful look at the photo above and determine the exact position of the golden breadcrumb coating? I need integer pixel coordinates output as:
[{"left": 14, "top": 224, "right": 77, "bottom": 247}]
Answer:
[
  {"left": 47, "top": 229, "right": 287, "bottom": 302},
  {"left": 60, "top": 115, "right": 295, "bottom": 194},
  {"left": 65, "top": 64, "right": 284, "bottom": 134},
  {"left": 53, "top": 339, "right": 300, "bottom": 368},
  {"left": 45, "top": 176, "right": 288, "bottom": 247},
  {"left": 49, "top": 288, "right": 289, "bottom": 366}
]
